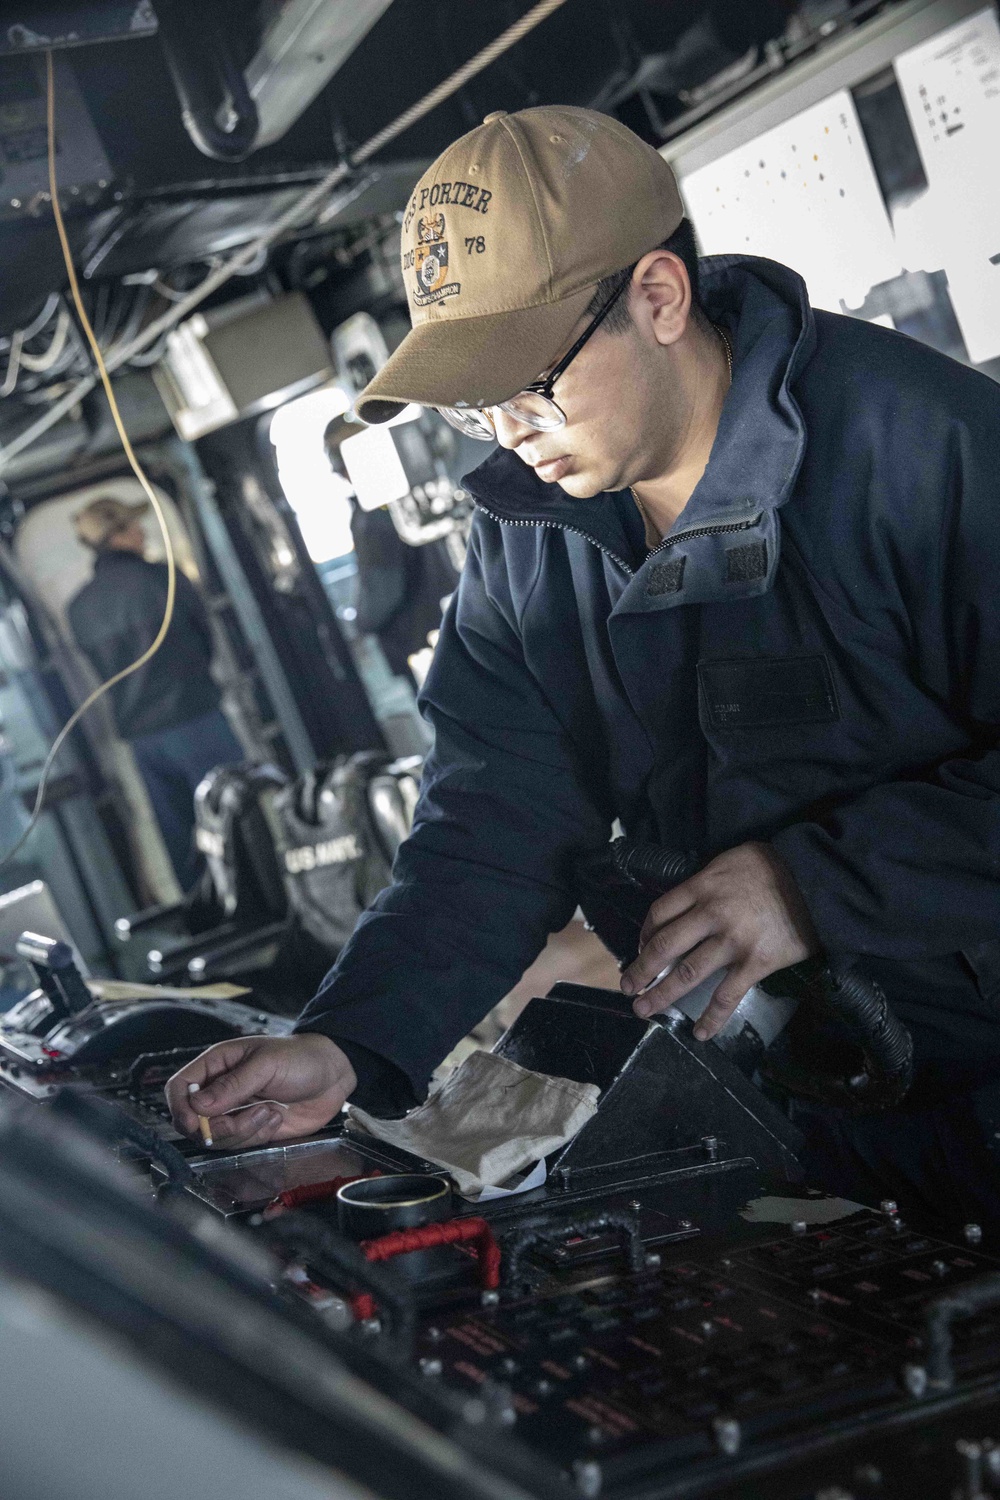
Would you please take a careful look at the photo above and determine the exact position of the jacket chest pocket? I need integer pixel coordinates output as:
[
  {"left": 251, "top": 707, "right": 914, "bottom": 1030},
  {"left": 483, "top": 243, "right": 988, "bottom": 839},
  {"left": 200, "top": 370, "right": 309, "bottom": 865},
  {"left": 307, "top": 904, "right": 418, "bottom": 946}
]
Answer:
[{"left": 698, "top": 654, "right": 840, "bottom": 731}]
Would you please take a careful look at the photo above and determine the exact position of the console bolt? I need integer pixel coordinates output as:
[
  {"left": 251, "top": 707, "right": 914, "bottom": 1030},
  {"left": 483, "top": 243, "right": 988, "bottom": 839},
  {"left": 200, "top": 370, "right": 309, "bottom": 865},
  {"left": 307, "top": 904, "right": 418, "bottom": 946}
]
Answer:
[
  {"left": 902, "top": 1363, "right": 928, "bottom": 1398},
  {"left": 713, "top": 1417, "right": 741, "bottom": 1456},
  {"left": 957, "top": 1438, "right": 985, "bottom": 1499},
  {"left": 964, "top": 1223, "right": 984, "bottom": 1245},
  {"left": 573, "top": 1459, "right": 602, "bottom": 1497}
]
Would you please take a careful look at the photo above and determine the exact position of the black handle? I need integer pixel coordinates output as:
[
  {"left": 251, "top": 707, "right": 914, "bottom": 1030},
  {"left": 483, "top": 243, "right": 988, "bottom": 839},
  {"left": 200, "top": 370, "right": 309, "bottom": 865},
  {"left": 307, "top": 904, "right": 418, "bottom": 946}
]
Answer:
[
  {"left": 265, "top": 1212, "right": 415, "bottom": 1359},
  {"left": 501, "top": 1208, "right": 644, "bottom": 1294},
  {"left": 145, "top": 920, "right": 240, "bottom": 978},
  {"left": 114, "top": 901, "right": 189, "bottom": 940},
  {"left": 186, "top": 919, "right": 291, "bottom": 980},
  {"left": 924, "top": 1270, "right": 1000, "bottom": 1388},
  {"left": 17, "top": 931, "right": 92, "bottom": 1017}
]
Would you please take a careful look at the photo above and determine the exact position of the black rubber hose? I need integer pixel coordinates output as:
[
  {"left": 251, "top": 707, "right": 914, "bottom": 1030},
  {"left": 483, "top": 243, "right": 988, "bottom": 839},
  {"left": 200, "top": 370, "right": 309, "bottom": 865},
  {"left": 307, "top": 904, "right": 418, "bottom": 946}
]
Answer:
[
  {"left": 51, "top": 1087, "right": 194, "bottom": 1186},
  {"left": 502, "top": 1208, "right": 644, "bottom": 1293},
  {"left": 759, "top": 958, "right": 914, "bottom": 1111},
  {"left": 265, "top": 1212, "right": 416, "bottom": 1359},
  {"left": 154, "top": 0, "right": 259, "bottom": 161},
  {"left": 611, "top": 838, "right": 701, "bottom": 892}
]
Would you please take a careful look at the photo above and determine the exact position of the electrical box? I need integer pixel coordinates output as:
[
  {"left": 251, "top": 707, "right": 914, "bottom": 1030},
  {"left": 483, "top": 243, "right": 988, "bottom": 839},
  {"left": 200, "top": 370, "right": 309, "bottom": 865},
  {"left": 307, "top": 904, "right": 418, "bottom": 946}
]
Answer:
[
  {"left": 155, "top": 291, "right": 334, "bottom": 441},
  {"left": 0, "top": 52, "right": 111, "bottom": 221}
]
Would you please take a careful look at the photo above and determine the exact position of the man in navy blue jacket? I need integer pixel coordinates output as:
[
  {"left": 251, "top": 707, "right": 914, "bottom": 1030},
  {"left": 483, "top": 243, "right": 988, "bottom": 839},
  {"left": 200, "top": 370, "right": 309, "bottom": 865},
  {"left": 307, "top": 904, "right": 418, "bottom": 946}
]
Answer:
[{"left": 168, "top": 108, "right": 1000, "bottom": 1221}]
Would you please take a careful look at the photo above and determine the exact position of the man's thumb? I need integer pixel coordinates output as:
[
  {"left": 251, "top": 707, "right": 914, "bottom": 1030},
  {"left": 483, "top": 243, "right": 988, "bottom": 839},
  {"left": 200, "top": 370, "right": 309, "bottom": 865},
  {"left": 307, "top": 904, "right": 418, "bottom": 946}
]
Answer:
[{"left": 191, "top": 1054, "right": 272, "bottom": 1116}]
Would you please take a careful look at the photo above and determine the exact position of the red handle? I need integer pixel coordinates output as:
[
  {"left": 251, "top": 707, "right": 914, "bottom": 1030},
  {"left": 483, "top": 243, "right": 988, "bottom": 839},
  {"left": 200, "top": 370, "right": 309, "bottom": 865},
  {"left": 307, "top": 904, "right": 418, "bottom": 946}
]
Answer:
[
  {"left": 351, "top": 1216, "right": 501, "bottom": 1321},
  {"left": 264, "top": 1170, "right": 382, "bottom": 1219}
]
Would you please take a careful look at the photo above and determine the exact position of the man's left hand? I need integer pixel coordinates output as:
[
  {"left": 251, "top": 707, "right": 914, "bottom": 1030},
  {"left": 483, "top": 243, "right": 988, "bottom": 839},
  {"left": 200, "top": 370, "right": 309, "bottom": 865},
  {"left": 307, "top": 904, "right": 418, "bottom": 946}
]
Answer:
[{"left": 620, "top": 842, "right": 820, "bottom": 1040}]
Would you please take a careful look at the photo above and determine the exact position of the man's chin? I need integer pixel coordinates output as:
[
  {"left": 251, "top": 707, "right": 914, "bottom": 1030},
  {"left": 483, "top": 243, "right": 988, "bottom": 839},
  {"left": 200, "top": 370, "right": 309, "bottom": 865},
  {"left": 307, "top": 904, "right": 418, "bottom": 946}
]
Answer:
[{"left": 556, "top": 471, "right": 604, "bottom": 500}]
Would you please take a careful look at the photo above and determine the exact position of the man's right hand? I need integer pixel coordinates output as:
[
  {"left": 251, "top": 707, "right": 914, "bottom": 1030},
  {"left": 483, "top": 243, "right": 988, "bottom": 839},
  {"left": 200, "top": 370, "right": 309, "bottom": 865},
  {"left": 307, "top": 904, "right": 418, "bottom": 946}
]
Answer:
[{"left": 164, "top": 1033, "right": 357, "bottom": 1149}]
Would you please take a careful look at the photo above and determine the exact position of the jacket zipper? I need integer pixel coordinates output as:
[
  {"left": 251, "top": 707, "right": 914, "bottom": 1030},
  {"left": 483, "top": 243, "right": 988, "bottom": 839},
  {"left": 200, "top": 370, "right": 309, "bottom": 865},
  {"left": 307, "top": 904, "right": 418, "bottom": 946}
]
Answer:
[
  {"left": 476, "top": 506, "right": 635, "bottom": 577},
  {"left": 476, "top": 504, "right": 764, "bottom": 573},
  {"left": 647, "top": 511, "right": 763, "bottom": 556}
]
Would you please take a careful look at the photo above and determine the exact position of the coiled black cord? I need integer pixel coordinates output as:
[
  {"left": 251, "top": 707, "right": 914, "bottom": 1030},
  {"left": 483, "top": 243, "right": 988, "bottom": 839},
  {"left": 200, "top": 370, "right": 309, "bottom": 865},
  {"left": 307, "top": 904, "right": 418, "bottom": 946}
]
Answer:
[
  {"left": 611, "top": 839, "right": 701, "bottom": 891},
  {"left": 758, "top": 957, "right": 913, "bottom": 1111}
]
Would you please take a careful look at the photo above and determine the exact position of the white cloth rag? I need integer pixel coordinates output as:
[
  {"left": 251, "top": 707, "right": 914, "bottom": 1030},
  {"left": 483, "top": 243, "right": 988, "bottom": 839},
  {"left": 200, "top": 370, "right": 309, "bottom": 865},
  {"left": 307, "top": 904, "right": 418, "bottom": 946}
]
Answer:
[{"left": 347, "top": 1049, "right": 600, "bottom": 1195}]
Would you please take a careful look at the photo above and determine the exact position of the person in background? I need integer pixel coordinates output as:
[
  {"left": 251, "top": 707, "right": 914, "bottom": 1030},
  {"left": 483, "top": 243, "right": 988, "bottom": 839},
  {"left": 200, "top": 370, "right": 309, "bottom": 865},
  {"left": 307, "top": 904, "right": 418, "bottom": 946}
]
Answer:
[{"left": 68, "top": 495, "right": 243, "bottom": 891}]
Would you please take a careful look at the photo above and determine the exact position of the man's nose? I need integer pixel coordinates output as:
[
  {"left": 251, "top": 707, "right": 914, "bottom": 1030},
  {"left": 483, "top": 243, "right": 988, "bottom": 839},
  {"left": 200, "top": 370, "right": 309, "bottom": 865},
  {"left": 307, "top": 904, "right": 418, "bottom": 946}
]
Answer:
[{"left": 491, "top": 406, "right": 535, "bottom": 450}]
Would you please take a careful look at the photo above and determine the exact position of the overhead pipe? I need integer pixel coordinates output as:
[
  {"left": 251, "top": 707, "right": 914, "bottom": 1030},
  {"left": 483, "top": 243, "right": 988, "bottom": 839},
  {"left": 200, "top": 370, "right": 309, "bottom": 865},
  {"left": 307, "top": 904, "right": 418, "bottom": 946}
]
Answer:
[{"left": 153, "top": 0, "right": 260, "bottom": 161}]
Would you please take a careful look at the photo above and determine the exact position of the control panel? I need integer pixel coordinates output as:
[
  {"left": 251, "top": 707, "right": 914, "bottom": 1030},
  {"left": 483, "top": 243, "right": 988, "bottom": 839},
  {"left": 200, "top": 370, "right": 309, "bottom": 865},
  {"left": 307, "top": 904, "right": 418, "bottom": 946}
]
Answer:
[{"left": 0, "top": 932, "right": 293, "bottom": 1072}]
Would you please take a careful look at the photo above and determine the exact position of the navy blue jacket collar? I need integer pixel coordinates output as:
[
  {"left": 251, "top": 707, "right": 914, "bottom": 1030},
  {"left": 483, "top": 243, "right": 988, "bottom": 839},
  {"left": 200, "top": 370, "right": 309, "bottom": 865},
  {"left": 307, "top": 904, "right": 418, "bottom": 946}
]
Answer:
[{"left": 462, "top": 255, "right": 816, "bottom": 608}]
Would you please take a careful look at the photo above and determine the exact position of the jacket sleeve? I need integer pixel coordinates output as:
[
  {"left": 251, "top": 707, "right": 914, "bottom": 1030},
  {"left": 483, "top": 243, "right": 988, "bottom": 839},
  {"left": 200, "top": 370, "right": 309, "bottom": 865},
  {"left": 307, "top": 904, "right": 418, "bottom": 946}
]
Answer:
[
  {"left": 772, "top": 411, "right": 1000, "bottom": 963},
  {"left": 295, "top": 518, "right": 611, "bottom": 1104}
]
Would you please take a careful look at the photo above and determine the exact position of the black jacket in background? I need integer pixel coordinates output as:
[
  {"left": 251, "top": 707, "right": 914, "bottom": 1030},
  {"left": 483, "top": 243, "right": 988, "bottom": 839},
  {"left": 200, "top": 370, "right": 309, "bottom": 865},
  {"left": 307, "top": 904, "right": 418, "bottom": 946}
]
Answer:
[
  {"left": 67, "top": 551, "right": 220, "bottom": 741},
  {"left": 350, "top": 504, "right": 459, "bottom": 679}
]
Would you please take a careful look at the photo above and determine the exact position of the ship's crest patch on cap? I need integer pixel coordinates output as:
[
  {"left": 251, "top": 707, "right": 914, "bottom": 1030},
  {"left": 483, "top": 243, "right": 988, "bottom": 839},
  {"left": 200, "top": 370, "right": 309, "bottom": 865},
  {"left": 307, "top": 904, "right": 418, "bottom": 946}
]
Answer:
[{"left": 412, "top": 212, "right": 460, "bottom": 308}]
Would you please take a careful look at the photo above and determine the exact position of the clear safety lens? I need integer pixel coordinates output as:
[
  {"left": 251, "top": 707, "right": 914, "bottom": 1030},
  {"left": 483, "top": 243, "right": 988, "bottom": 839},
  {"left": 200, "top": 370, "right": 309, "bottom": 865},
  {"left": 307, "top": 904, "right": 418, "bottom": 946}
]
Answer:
[
  {"left": 498, "top": 390, "right": 565, "bottom": 430},
  {"left": 436, "top": 406, "right": 497, "bottom": 441},
  {"left": 437, "top": 389, "right": 566, "bottom": 440}
]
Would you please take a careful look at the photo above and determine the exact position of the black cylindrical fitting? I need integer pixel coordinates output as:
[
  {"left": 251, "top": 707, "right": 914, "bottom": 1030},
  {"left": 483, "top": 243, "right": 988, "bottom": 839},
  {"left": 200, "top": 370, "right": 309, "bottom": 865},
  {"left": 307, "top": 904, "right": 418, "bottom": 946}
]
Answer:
[{"left": 336, "top": 1174, "right": 452, "bottom": 1241}]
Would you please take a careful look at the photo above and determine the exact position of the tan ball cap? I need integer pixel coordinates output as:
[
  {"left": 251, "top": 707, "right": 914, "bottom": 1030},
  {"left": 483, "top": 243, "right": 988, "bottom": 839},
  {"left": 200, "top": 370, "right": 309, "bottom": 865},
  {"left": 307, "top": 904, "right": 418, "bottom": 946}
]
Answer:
[
  {"left": 355, "top": 105, "right": 684, "bottom": 424},
  {"left": 73, "top": 494, "right": 149, "bottom": 550}
]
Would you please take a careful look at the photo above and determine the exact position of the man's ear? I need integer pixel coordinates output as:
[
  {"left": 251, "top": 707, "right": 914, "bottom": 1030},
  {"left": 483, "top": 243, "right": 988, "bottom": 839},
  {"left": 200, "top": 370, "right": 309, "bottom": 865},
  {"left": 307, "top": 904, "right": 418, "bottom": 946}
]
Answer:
[{"left": 630, "top": 250, "right": 691, "bottom": 348}]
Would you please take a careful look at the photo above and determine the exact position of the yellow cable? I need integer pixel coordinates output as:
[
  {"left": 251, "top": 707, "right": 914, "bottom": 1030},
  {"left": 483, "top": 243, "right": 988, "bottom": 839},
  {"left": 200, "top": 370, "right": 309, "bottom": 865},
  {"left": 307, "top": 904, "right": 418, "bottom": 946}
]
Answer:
[{"left": 0, "top": 52, "right": 178, "bottom": 869}]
